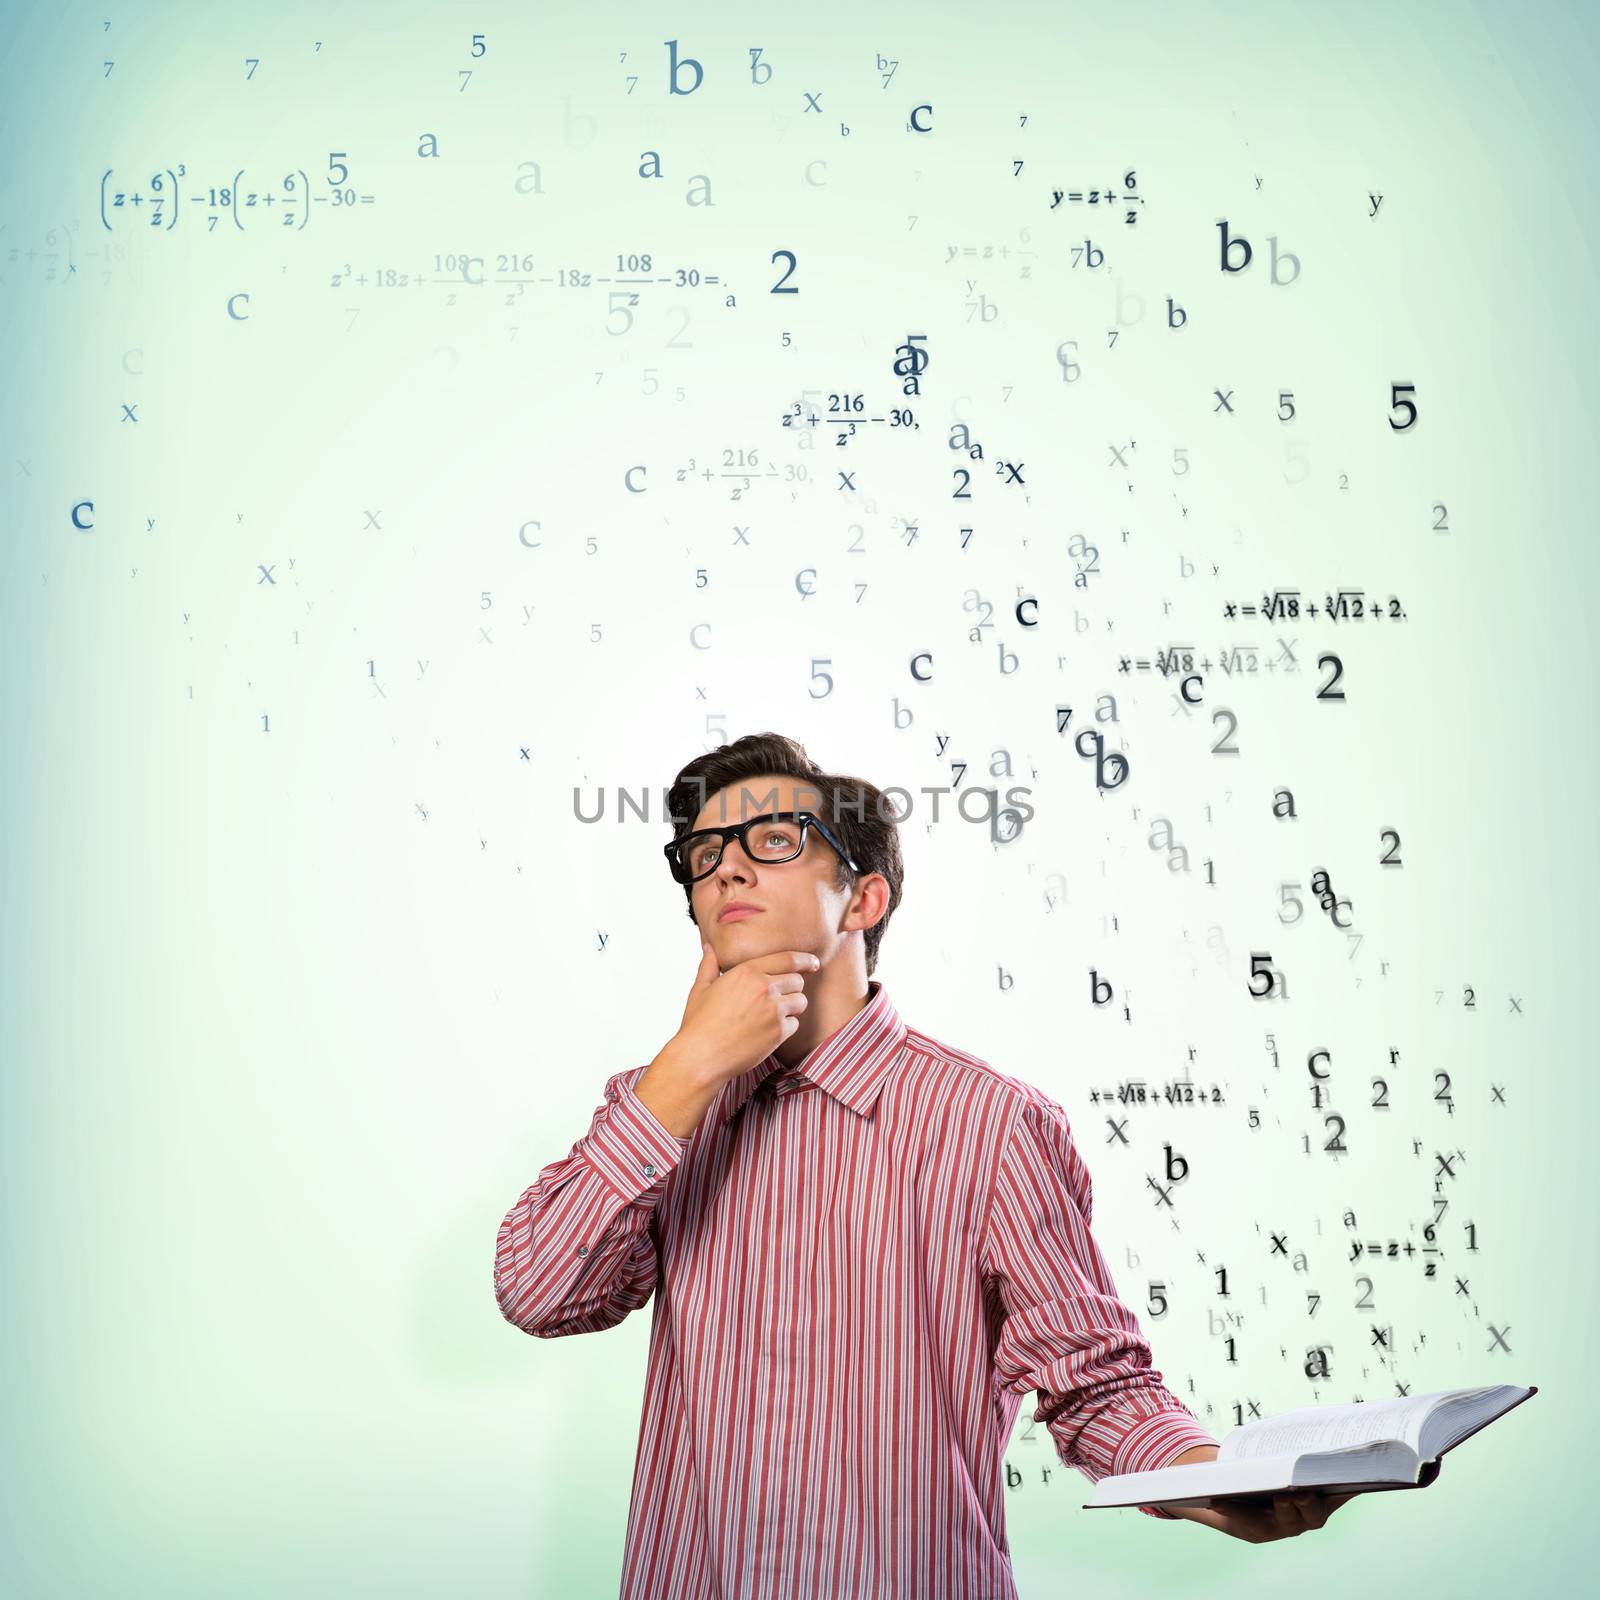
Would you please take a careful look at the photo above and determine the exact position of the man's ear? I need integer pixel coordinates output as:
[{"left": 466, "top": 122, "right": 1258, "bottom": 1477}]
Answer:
[{"left": 848, "top": 872, "right": 889, "bottom": 932}]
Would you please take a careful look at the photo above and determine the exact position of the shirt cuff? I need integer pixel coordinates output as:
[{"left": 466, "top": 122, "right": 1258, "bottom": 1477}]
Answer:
[
  {"left": 579, "top": 1076, "right": 694, "bottom": 1203},
  {"left": 1112, "top": 1412, "right": 1222, "bottom": 1521}
]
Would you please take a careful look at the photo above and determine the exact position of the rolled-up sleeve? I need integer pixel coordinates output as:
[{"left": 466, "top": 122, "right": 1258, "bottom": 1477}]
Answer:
[
  {"left": 982, "top": 1093, "right": 1219, "bottom": 1520},
  {"left": 494, "top": 1067, "right": 692, "bottom": 1339}
]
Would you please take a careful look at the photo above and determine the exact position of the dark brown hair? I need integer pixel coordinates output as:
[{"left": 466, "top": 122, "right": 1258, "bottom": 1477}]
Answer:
[{"left": 665, "top": 732, "right": 904, "bottom": 976}]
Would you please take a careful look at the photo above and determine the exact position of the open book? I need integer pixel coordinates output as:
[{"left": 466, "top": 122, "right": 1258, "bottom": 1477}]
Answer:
[{"left": 1083, "top": 1384, "right": 1537, "bottom": 1511}]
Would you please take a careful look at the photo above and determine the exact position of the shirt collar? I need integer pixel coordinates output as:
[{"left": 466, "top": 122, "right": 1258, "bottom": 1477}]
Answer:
[{"left": 716, "top": 978, "right": 907, "bottom": 1127}]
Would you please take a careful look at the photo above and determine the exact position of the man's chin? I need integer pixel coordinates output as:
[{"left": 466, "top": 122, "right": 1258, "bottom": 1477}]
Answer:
[{"left": 714, "top": 924, "right": 778, "bottom": 957}]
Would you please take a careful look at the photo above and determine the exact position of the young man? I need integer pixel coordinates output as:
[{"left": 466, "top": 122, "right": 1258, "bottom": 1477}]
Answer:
[{"left": 495, "top": 734, "right": 1351, "bottom": 1598}]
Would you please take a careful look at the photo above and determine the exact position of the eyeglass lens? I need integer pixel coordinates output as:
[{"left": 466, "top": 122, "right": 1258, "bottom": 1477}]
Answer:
[{"left": 683, "top": 816, "right": 804, "bottom": 879}]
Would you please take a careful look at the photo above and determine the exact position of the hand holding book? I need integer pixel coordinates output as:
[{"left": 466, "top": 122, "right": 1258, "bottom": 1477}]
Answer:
[
  {"left": 1156, "top": 1444, "right": 1359, "bottom": 1541},
  {"left": 1084, "top": 1384, "right": 1536, "bottom": 1527}
]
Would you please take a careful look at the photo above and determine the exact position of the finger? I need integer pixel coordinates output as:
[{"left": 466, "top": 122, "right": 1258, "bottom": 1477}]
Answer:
[
  {"left": 758, "top": 950, "right": 821, "bottom": 974},
  {"left": 767, "top": 972, "right": 807, "bottom": 993},
  {"left": 1304, "top": 1490, "right": 1355, "bottom": 1527},
  {"left": 1296, "top": 1490, "right": 1338, "bottom": 1529},
  {"left": 1271, "top": 1494, "right": 1309, "bottom": 1536}
]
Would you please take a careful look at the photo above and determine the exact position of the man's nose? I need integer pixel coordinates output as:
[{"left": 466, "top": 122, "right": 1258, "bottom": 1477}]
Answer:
[{"left": 715, "top": 841, "right": 759, "bottom": 882}]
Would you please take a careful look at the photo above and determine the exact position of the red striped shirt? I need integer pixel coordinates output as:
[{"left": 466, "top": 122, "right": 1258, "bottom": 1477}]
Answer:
[{"left": 495, "top": 979, "right": 1217, "bottom": 1597}]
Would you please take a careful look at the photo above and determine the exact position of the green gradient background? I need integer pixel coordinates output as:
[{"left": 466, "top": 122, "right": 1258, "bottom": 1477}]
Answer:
[{"left": 2, "top": 2, "right": 1596, "bottom": 1596}]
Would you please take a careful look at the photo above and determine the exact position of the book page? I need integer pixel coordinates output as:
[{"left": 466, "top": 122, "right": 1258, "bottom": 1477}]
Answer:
[
  {"left": 1087, "top": 1444, "right": 1408, "bottom": 1509},
  {"left": 1418, "top": 1386, "right": 1518, "bottom": 1457},
  {"left": 1220, "top": 1394, "right": 1438, "bottom": 1460}
]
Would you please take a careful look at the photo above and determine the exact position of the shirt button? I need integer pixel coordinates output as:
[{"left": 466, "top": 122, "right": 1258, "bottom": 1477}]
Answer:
[
  {"left": 576, "top": 1245, "right": 589, "bottom": 1257},
  {"left": 643, "top": 1162, "right": 657, "bottom": 1177}
]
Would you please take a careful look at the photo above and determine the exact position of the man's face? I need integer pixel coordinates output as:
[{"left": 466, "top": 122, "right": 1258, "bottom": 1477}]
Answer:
[{"left": 686, "top": 773, "right": 856, "bottom": 966}]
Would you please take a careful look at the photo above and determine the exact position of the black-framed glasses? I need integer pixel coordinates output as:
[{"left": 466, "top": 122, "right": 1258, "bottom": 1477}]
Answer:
[{"left": 664, "top": 810, "right": 862, "bottom": 886}]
